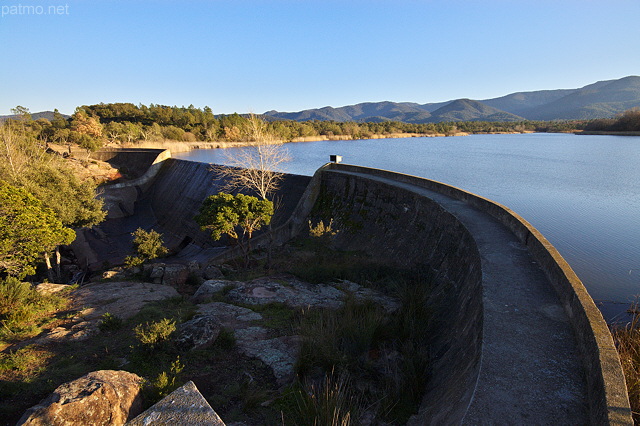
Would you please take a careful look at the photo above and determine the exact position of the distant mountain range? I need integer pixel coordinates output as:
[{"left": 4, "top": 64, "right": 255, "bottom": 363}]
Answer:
[
  {"left": 264, "top": 76, "right": 640, "bottom": 123},
  {"left": 0, "top": 110, "right": 66, "bottom": 123},
  {"left": 3, "top": 76, "right": 639, "bottom": 125}
]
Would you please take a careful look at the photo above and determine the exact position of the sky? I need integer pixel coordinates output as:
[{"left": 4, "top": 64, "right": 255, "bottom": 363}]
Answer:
[{"left": 1, "top": 0, "right": 639, "bottom": 116}]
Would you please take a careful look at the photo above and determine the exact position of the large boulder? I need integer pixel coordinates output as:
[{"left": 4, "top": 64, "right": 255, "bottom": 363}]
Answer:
[
  {"left": 162, "top": 264, "right": 189, "bottom": 287},
  {"left": 148, "top": 263, "right": 190, "bottom": 287},
  {"left": 72, "top": 281, "right": 180, "bottom": 322},
  {"left": 33, "top": 282, "right": 179, "bottom": 344},
  {"left": 202, "top": 265, "right": 224, "bottom": 280},
  {"left": 17, "top": 370, "right": 143, "bottom": 426},
  {"left": 175, "top": 315, "right": 221, "bottom": 351}
]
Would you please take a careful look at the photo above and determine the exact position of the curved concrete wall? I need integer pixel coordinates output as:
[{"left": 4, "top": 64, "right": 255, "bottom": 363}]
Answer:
[
  {"left": 323, "top": 163, "right": 631, "bottom": 425},
  {"left": 87, "top": 148, "right": 169, "bottom": 179},
  {"left": 315, "top": 167, "right": 484, "bottom": 424}
]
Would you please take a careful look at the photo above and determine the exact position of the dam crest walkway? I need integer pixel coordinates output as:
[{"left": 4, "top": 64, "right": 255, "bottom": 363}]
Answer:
[{"left": 328, "top": 169, "right": 589, "bottom": 423}]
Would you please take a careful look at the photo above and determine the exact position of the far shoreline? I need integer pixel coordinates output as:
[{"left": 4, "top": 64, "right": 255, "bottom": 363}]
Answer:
[
  {"left": 120, "top": 130, "right": 537, "bottom": 153},
  {"left": 575, "top": 130, "right": 640, "bottom": 136}
]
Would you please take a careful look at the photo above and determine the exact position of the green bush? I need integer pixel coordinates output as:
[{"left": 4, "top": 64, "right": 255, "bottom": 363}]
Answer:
[
  {"left": 134, "top": 318, "right": 176, "bottom": 347},
  {"left": 128, "top": 228, "right": 168, "bottom": 266},
  {"left": 141, "top": 357, "right": 184, "bottom": 408},
  {"left": 0, "top": 277, "right": 32, "bottom": 315},
  {"left": 98, "top": 312, "right": 123, "bottom": 332},
  {"left": 0, "top": 277, "right": 68, "bottom": 342},
  {"left": 124, "top": 255, "right": 144, "bottom": 268}
]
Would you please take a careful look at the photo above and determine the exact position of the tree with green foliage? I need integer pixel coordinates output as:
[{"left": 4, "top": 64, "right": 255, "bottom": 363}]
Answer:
[
  {"left": 0, "top": 121, "right": 106, "bottom": 280},
  {"left": 0, "top": 181, "right": 75, "bottom": 278},
  {"left": 124, "top": 228, "right": 168, "bottom": 267},
  {"left": 195, "top": 193, "right": 273, "bottom": 264}
]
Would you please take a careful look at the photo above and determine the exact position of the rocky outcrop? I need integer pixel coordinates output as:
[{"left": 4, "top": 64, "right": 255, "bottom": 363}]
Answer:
[
  {"left": 191, "top": 279, "right": 238, "bottom": 303},
  {"left": 126, "top": 381, "right": 225, "bottom": 425},
  {"left": 194, "top": 275, "right": 400, "bottom": 312},
  {"left": 194, "top": 276, "right": 400, "bottom": 384},
  {"left": 18, "top": 370, "right": 143, "bottom": 426},
  {"left": 32, "top": 282, "right": 180, "bottom": 344},
  {"left": 202, "top": 264, "right": 224, "bottom": 280},
  {"left": 72, "top": 281, "right": 180, "bottom": 322},
  {"left": 148, "top": 263, "right": 190, "bottom": 286},
  {"left": 175, "top": 315, "right": 222, "bottom": 351}
]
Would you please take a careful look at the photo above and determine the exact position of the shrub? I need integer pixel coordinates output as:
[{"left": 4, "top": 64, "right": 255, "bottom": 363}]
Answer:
[
  {"left": 98, "top": 312, "right": 123, "bottom": 332},
  {"left": 134, "top": 318, "right": 176, "bottom": 347},
  {"left": 142, "top": 357, "right": 185, "bottom": 407},
  {"left": 308, "top": 219, "right": 338, "bottom": 239},
  {"left": 128, "top": 228, "right": 168, "bottom": 266},
  {"left": 124, "top": 255, "right": 144, "bottom": 268},
  {"left": 0, "top": 277, "right": 32, "bottom": 315},
  {"left": 0, "top": 277, "right": 69, "bottom": 342}
]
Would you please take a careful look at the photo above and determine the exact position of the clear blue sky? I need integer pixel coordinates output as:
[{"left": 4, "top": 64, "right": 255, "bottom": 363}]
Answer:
[{"left": 1, "top": 0, "right": 639, "bottom": 116}]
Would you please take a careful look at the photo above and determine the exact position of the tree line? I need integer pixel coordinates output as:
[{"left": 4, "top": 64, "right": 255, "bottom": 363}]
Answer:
[
  {"left": 583, "top": 108, "right": 640, "bottom": 132},
  {"left": 4, "top": 103, "right": 608, "bottom": 153}
]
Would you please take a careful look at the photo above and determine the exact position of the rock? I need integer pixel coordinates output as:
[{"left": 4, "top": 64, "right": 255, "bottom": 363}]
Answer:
[
  {"left": 73, "top": 281, "right": 180, "bottom": 322},
  {"left": 126, "top": 381, "right": 225, "bottom": 425},
  {"left": 175, "top": 315, "right": 221, "bottom": 351},
  {"left": 162, "top": 264, "right": 189, "bottom": 287},
  {"left": 203, "top": 265, "right": 224, "bottom": 280},
  {"left": 192, "top": 280, "right": 238, "bottom": 303},
  {"left": 149, "top": 264, "right": 165, "bottom": 284},
  {"left": 35, "top": 283, "right": 70, "bottom": 295},
  {"left": 219, "top": 264, "right": 236, "bottom": 274},
  {"left": 233, "top": 329, "right": 302, "bottom": 385},
  {"left": 29, "top": 281, "right": 182, "bottom": 344},
  {"left": 18, "top": 370, "right": 143, "bottom": 426},
  {"left": 225, "top": 275, "right": 345, "bottom": 309},
  {"left": 188, "top": 261, "right": 201, "bottom": 273},
  {"left": 197, "top": 302, "right": 263, "bottom": 325},
  {"left": 103, "top": 270, "right": 124, "bottom": 280}
]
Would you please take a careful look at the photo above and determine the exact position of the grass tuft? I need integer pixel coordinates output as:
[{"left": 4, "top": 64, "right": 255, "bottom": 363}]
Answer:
[{"left": 611, "top": 301, "right": 640, "bottom": 424}]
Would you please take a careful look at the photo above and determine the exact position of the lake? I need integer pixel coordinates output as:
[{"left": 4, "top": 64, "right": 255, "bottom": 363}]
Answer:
[{"left": 175, "top": 133, "right": 640, "bottom": 321}]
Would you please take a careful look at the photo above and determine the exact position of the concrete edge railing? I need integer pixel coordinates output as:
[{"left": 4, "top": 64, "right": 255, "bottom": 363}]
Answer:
[
  {"left": 325, "top": 163, "right": 631, "bottom": 425},
  {"left": 206, "top": 163, "right": 331, "bottom": 264},
  {"left": 98, "top": 149, "right": 172, "bottom": 189}
]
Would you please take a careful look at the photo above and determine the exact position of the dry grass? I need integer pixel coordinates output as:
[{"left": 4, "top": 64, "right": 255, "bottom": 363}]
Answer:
[{"left": 611, "top": 304, "right": 640, "bottom": 423}]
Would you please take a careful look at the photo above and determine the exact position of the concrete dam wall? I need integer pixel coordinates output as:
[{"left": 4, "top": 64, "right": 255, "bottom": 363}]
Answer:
[
  {"left": 74, "top": 150, "right": 631, "bottom": 424},
  {"left": 314, "top": 163, "right": 630, "bottom": 424}
]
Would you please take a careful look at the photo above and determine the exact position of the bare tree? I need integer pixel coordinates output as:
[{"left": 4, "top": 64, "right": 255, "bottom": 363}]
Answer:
[
  {"left": 213, "top": 114, "right": 290, "bottom": 200},
  {"left": 210, "top": 114, "right": 291, "bottom": 269}
]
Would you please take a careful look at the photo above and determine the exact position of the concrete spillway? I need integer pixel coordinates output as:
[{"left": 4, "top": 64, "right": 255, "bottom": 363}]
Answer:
[{"left": 73, "top": 151, "right": 310, "bottom": 269}]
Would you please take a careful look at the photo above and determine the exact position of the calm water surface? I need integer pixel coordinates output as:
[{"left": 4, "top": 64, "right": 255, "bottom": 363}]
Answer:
[{"left": 176, "top": 133, "right": 640, "bottom": 321}]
